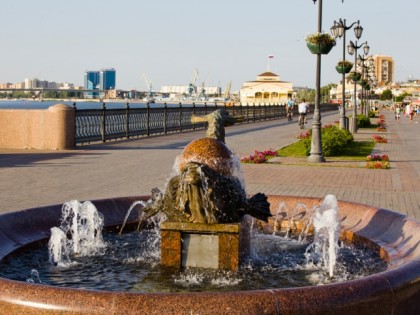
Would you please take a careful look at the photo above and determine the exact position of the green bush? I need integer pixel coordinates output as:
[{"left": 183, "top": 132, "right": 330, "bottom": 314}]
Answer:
[
  {"left": 357, "top": 114, "right": 371, "bottom": 128},
  {"left": 302, "top": 125, "right": 354, "bottom": 156},
  {"left": 368, "top": 110, "right": 376, "bottom": 118}
]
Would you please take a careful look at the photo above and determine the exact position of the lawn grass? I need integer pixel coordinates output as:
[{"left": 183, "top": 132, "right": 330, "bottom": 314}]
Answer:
[
  {"left": 277, "top": 140, "right": 375, "bottom": 160},
  {"left": 277, "top": 140, "right": 308, "bottom": 157}
]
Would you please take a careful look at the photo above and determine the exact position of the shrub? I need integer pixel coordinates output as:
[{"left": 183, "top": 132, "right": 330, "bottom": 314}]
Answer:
[
  {"left": 302, "top": 125, "right": 354, "bottom": 156},
  {"left": 368, "top": 111, "right": 376, "bottom": 118},
  {"left": 357, "top": 114, "right": 371, "bottom": 128}
]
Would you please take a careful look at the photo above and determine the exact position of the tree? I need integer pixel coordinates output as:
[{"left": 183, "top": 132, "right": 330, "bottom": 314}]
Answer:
[
  {"left": 395, "top": 92, "right": 412, "bottom": 102},
  {"left": 380, "top": 89, "right": 393, "bottom": 100},
  {"left": 296, "top": 89, "right": 316, "bottom": 103}
]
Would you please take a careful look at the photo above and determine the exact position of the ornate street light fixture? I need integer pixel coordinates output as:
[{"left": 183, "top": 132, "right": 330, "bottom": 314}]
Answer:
[
  {"left": 347, "top": 40, "right": 369, "bottom": 133},
  {"left": 308, "top": 0, "right": 344, "bottom": 162},
  {"left": 330, "top": 19, "right": 362, "bottom": 130}
]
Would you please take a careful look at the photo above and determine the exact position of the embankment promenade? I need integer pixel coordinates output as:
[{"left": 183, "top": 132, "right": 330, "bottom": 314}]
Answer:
[{"left": 0, "top": 109, "right": 419, "bottom": 220}]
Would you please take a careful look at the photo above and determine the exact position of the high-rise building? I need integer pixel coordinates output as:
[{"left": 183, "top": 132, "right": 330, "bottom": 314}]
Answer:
[
  {"left": 373, "top": 55, "right": 394, "bottom": 86},
  {"left": 84, "top": 71, "right": 100, "bottom": 98},
  {"left": 84, "top": 68, "right": 116, "bottom": 98},
  {"left": 99, "top": 68, "right": 116, "bottom": 91}
]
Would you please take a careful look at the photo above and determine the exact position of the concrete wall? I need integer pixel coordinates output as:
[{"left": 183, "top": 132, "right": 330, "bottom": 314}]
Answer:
[{"left": 0, "top": 104, "right": 75, "bottom": 150}]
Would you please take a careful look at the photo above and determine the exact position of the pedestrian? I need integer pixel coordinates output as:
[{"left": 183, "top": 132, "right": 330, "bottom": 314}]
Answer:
[
  {"left": 405, "top": 103, "right": 411, "bottom": 119},
  {"left": 395, "top": 106, "right": 401, "bottom": 122},
  {"left": 408, "top": 104, "right": 414, "bottom": 122}
]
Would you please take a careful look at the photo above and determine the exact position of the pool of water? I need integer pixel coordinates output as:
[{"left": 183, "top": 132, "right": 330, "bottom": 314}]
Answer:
[{"left": 0, "top": 229, "right": 387, "bottom": 293}]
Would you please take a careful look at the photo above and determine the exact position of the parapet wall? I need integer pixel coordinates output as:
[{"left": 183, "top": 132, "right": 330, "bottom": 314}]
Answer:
[{"left": 0, "top": 104, "right": 75, "bottom": 150}]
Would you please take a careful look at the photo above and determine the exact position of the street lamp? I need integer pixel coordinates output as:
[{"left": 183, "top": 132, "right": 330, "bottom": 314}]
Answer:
[
  {"left": 347, "top": 40, "right": 369, "bottom": 133},
  {"left": 330, "top": 19, "right": 363, "bottom": 130},
  {"left": 358, "top": 54, "right": 372, "bottom": 115},
  {"left": 308, "top": 0, "right": 344, "bottom": 162}
]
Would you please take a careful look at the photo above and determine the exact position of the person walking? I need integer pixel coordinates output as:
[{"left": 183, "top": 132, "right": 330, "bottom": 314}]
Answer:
[
  {"left": 405, "top": 103, "right": 411, "bottom": 119},
  {"left": 395, "top": 106, "right": 401, "bottom": 123}
]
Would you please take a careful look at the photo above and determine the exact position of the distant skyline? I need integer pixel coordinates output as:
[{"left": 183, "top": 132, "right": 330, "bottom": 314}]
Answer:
[{"left": 1, "top": 0, "right": 419, "bottom": 91}]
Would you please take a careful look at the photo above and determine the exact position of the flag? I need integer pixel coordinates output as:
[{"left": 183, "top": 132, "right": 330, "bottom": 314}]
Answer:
[{"left": 268, "top": 55, "right": 274, "bottom": 59}]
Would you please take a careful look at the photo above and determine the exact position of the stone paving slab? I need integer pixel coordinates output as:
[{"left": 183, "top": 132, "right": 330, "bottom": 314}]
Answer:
[{"left": 0, "top": 110, "right": 419, "bottom": 220}]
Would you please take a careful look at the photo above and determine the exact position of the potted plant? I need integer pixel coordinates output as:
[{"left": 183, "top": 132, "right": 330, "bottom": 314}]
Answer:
[
  {"left": 305, "top": 32, "right": 336, "bottom": 55},
  {"left": 335, "top": 60, "right": 353, "bottom": 74},
  {"left": 348, "top": 71, "right": 362, "bottom": 82}
]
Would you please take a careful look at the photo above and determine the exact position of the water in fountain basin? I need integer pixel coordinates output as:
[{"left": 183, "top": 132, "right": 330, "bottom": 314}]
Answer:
[
  {"left": 0, "top": 195, "right": 386, "bottom": 292},
  {"left": 0, "top": 221, "right": 386, "bottom": 292}
]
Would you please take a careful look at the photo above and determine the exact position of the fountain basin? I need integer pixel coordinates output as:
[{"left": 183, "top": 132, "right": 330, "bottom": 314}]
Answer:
[{"left": 0, "top": 195, "right": 419, "bottom": 314}]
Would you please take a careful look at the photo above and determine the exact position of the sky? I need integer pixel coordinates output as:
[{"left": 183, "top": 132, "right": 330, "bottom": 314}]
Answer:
[{"left": 1, "top": 0, "right": 419, "bottom": 92}]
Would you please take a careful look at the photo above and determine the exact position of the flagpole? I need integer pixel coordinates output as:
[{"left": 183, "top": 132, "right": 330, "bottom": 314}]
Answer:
[{"left": 267, "top": 55, "right": 274, "bottom": 72}]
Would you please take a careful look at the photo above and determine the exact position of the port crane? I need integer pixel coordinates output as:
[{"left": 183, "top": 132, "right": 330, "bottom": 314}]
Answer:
[
  {"left": 187, "top": 68, "right": 199, "bottom": 99},
  {"left": 223, "top": 81, "right": 232, "bottom": 101},
  {"left": 142, "top": 73, "right": 155, "bottom": 103},
  {"left": 197, "top": 71, "right": 211, "bottom": 101}
]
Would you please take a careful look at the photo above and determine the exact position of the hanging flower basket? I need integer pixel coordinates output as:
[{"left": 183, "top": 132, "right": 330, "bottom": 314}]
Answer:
[
  {"left": 349, "top": 72, "right": 362, "bottom": 82},
  {"left": 335, "top": 61, "right": 353, "bottom": 74},
  {"left": 305, "top": 33, "right": 336, "bottom": 55},
  {"left": 307, "top": 42, "right": 335, "bottom": 54},
  {"left": 358, "top": 79, "right": 368, "bottom": 87}
]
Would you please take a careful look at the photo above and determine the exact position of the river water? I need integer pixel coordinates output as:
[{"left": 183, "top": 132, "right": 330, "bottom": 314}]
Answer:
[{"left": 0, "top": 100, "right": 200, "bottom": 110}]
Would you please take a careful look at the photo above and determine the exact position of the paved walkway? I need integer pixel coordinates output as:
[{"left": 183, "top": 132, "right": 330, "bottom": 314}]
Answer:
[{"left": 1, "top": 109, "right": 419, "bottom": 220}]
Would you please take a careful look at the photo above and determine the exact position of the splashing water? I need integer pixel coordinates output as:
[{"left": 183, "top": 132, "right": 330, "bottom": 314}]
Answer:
[
  {"left": 48, "top": 200, "right": 106, "bottom": 266},
  {"left": 305, "top": 195, "right": 340, "bottom": 277}
]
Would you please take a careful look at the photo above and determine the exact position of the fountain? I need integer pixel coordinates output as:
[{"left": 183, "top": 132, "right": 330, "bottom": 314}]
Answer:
[{"left": 0, "top": 110, "right": 419, "bottom": 314}]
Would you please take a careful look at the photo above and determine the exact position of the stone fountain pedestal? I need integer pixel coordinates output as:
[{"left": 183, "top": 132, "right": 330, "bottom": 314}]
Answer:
[{"left": 160, "top": 220, "right": 250, "bottom": 270}]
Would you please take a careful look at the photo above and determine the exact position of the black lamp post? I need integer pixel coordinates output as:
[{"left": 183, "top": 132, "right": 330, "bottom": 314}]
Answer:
[
  {"left": 308, "top": 0, "right": 344, "bottom": 162},
  {"left": 366, "top": 59, "right": 375, "bottom": 115},
  {"left": 347, "top": 40, "right": 369, "bottom": 133},
  {"left": 330, "top": 19, "right": 363, "bottom": 130},
  {"left": 357, "top": 54, "right": 372, "bottom": 116},
  {"left": 307, "top": 0, "right": 325, "bottom": 163}
]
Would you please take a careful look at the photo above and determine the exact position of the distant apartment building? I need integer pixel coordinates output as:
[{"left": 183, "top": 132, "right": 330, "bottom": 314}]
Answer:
[
  {"left": 373, "top": 55, "right": 394, "bottom": 86},
  {"left": 0, "top": 83, "right": 13, "bottom": 89},
  {"left": 12, "top": 82, "right": 25, "bottom": 89},
  {"left": 24, "top": 78, "right": 65, "bottom": 89},
  {"left": 84, "top": 68, "right": 116, "bottom": 98}
]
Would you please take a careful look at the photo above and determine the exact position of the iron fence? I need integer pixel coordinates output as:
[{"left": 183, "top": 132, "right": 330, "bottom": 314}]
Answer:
[{"left": 74, "top": 102, "right": 337, "bottom": 145}]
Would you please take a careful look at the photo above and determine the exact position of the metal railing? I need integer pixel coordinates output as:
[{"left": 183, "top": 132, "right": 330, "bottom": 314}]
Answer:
[{"left": 74, "top": 102, "right": 337, "bottom": 145}]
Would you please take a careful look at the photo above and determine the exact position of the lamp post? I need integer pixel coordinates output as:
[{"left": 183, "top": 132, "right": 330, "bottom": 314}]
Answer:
[
  {"left": 307, "top": 0, "right": 325, "bottom": 163},
  {"left": 347, "top": 40, "right": 369, "bottom": 133},
  {"left": 330, "top": 19, "right": 363, "bottom": 130},
  {"left": 358, "top": 54, "right": 372, "bottom": 116},
  {"left": 366, "top": 59, "right": 375, "bottom": 115}
]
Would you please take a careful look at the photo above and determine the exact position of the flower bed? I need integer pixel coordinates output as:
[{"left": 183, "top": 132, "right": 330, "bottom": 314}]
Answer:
[
  {"left": 241, "top": 149, "right": 278, "bottom": 164},
  {"left": 372, "top": 135, "right": 388, "bottom": 143},
  {"left": 366, "top": 154, "right": 390, "bottom": 169},
  {"left": 296, "top": 131, "right": 311, "bottom": 139}
]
